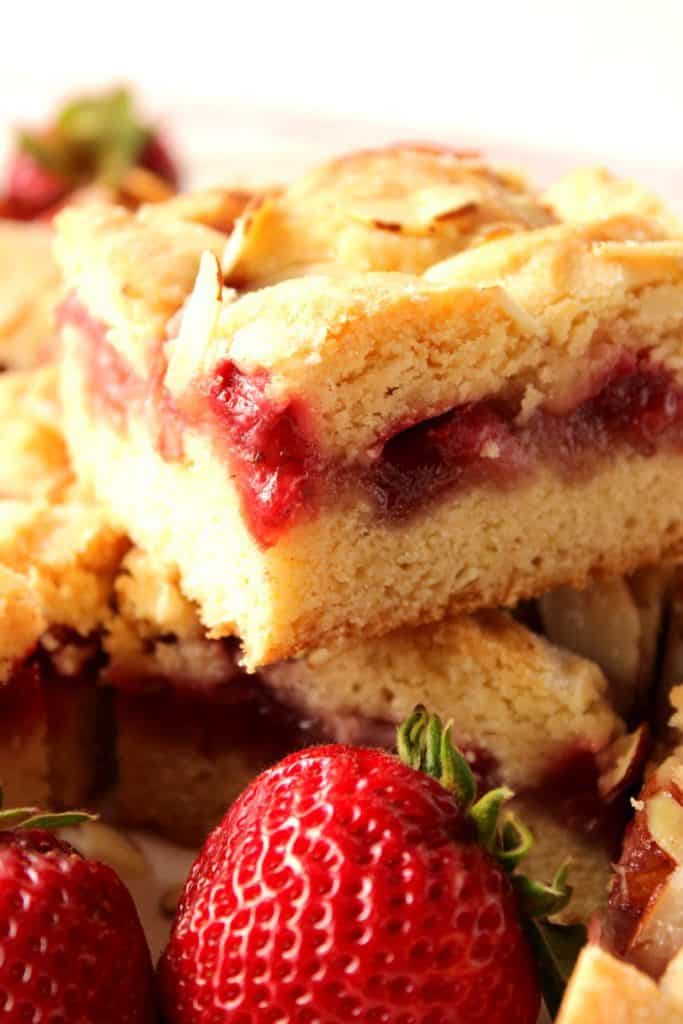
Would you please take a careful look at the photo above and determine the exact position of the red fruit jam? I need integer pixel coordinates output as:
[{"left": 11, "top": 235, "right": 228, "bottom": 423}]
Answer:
[
  {"left": 65, "top": 287, "right": 683, "bottom": 547},
  {"left": 57, "top": 296, "right": 145, "bottom": 426},
  {"left": 371, "top": 400, "right": 526, "bottom": 517},
  {"left": 370, "top": 355, "right": 683, "bottom": 516},
  {"left": 206, "top": 359, "right": 317, "bottom": 546}
]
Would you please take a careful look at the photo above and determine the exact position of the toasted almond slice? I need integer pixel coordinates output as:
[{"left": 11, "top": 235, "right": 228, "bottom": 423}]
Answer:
[
  {"left": 344, "top": 184, "right": 484, "bottom": 235},
  {"left": 164, "top": 251, "right": 222, "bottom": 397}
]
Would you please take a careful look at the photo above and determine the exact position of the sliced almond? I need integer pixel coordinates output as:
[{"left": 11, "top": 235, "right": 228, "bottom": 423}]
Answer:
[
  {"left": 598, "top": 724, "right": 651, "bottom": 802},
  {"left": 629, "top": 864, "right": 683, "bottom": 978},
  {"left": 344, "top": 184, "right": 484, "bottom": 235},
  {"left": 647, "top": 790, "right": 683, "bottom": 864},
  {"left": 164, "top": 251, "right": 223, "bottom": 398},
  {"left": 538, "top": 578, "right": 641, "bottom": 715}
]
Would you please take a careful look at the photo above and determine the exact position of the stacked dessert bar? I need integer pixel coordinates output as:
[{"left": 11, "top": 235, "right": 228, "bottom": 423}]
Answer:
[{"left": 4, "top": 144, "right": 683, "bottom": 1013}]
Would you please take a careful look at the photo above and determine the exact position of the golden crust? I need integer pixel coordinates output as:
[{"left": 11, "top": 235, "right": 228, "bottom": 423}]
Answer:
[
  {"left": 0, "top": 220, "right": 61, "bottom": 370},
  {"left": 546, "top": 167, "right": 683, "bottom": 235},
  {"left": 0, "top": 367, "right": 72, "bottom": 500},
  {"left": 220, "top": 145, "right": 554, "bottom": 286},
  {"left": 0, "top": 498, "right": 128, "bottom": 635},
  {"left": 57, "top": 204, "right": 683, "bottom": 463},
  {"left": 103, "top": 547, "right": 237, "bottom": 686},
  {"left": 0, "top": 565, "right": 45, "bottom": 683},
  {"left": 54, "top": 201, "right": 229, "bottom": 376}
]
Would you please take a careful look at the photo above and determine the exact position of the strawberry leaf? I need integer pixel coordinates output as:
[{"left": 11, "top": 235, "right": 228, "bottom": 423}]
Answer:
[
  {"left": 15, "top": 811, "right": 98, "bottom": 831},
  {"left": 497, "top": 812, "right": 534, "bottom": 870},
  {"left": 524, "top": 919, "right": 587, "bottom": 1017},
  {"left": 513, "top": 861, "right": 572, "bottom": 919},
  {"left": 397, "top": 707, "right": 476, "bottom": 807},
  {"left": 469, "top": 787, "right": 513, "bottom": 852}
]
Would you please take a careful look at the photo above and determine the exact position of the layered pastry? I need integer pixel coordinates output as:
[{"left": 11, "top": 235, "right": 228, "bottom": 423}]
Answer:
[
  {"left": 0, "top": 367, "right": 648, "bottom": 915},
  {"left": 57, "top": 170, "right": 683, "bottom": 666}
]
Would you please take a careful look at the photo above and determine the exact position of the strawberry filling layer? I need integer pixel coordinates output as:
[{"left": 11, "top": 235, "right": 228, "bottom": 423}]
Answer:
[{"left": 63, "top": 296, "right": 683, "bottom": 547}]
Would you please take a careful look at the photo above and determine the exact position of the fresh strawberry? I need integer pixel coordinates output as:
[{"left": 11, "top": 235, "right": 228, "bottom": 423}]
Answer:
[
  {"left": 0, "top": 802, "right": 157, "bottom": 1022},
  {"left": 1, "top": 87, "right": 180, "bottom": 220},
  {"left": 3, "top": 148, "right": 71, "bottom": 219},
  {"left": 160, "top": 708, "right": 578, "bottom": 1024},
  {"left": 138, "top": 131, "right": 180, "bottom": 189}
]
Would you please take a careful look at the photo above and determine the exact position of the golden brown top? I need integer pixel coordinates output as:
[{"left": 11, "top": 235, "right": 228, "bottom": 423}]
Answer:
[
  {"left": 221, "top": 145, "right": 555, "bottom": 287},
  {"left": 0, "top": 565, "right": 45, "bottom": 683},
  {"left": 55, "top": 148, "right": 683, "bottom": 462}
]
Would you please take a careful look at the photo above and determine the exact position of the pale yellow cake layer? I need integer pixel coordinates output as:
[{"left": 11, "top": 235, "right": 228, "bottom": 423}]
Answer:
[
  {"left": 61, "top": 336, "right": 683, "bottom": 665},
  {"left": 0, "top": 220, "right": 61, "bottom": 370},
  {"left": 113, "top": 692, "right": 266, "bottom": 846}
]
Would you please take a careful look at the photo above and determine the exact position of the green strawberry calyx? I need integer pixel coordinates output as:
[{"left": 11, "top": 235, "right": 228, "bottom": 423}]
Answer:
[
  {"left": 17, "top": 88, "right": 151, "bottom": 189},
  {"left": 0, "top": 786, "right": 96, "bottom": 832},
  {"left": 397, "top": 706, "right": 586, "bottom": 1016}
]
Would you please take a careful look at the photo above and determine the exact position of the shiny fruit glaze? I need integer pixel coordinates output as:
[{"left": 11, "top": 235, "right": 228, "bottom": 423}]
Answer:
[{"left": 159, "top": 745, "right": 540, "bottom": 1024}]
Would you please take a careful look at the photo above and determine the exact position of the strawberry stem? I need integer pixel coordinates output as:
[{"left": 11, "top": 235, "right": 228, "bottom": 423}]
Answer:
[
  {"left": 469, "top": 787, "right": 514, "bottom": 851},
  {"left": 397, "top": 707, "right": 476, "bottom": 806}
]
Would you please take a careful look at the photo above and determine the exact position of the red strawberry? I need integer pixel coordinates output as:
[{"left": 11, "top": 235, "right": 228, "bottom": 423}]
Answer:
[
  {"left": 1, "top": 88, "right": 181, "bottom": 221},
  {"left": 0, "top": 806, "right": 157, "bottom": 1022},
  {"left": 3, "top": 148, "right": 71, "bottom": 219},
  {"left": 138, "top": 132, "right": 180, "bottom": 189},
  {"left": 160, "top": 709, "right": 574, "bottom": 1024}
]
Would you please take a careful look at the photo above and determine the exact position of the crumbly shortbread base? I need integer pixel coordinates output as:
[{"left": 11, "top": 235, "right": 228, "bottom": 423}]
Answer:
[{"left": 62, "top": 335, "right": 683, "bottom": 666}]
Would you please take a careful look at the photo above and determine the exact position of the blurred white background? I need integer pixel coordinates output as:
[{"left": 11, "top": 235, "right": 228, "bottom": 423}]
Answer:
[{"left": 3, "top": 0, "right": 682, "bottom": 199}]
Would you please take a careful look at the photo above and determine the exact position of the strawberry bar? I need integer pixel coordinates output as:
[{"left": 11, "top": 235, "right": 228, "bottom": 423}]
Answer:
[{"left": 57, "top": 155, "right": 683, "bottom": 666}]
